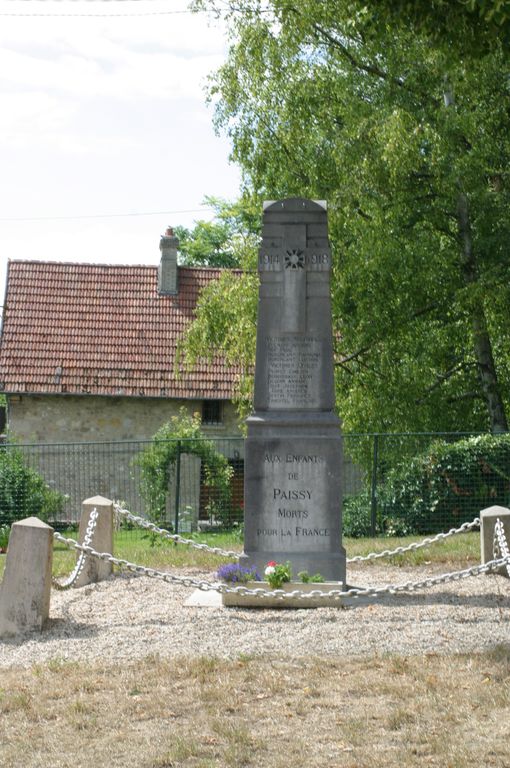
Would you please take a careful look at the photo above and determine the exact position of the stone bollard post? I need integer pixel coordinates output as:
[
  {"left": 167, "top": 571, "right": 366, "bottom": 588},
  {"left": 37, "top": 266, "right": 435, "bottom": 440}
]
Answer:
[
  {"left": 0, "top": 517, "right": 53, "bottom": 637},
  {"left": 74, "top": 496, "right": 114, "bottom": 587},
  {"left": 480, "top": 505, "right": 510, "bottom": 578}
]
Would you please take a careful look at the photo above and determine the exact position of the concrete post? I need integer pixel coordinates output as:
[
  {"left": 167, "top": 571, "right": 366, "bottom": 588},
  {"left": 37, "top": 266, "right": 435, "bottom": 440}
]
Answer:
[
  {"left": 0, "top": 517, "right": 53, "bottom": 637},
  {"left": 74, "top": 495, "right": 114, "bottom": 587},
  {"left": 480, "top": 505, "right": 510, "bottom": 577}
]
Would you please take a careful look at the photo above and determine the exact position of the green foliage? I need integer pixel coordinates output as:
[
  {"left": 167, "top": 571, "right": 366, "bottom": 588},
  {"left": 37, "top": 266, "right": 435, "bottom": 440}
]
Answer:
[
  {"left": 136, "top": 409, "right": 233, "bottom": 526},
  {"left": 297, "top": 570, "right": 325, "bottom": 583},
  {"left": 0, "top": 447, "right": 66, "bottom": 527},
  {"left": 344, "top": 434, "right": 510, "bottom": 536},
  {"left": 175, "top": 196, "right": 260, "bottom": 268},
  {"left": 356, "top": 0, "right": 510, "bottom": 52},
  {"left": 343, "top": 494, "right": 375, "bottom": 539},
  {"left": 0, "top": 524, "right": 9, "bottom": 552},
  {"left": 178, "top": 269, "right": 259, "bottom": 423},
  {"left": 190, "top": 0, "right": 510, "bottom": 433}
]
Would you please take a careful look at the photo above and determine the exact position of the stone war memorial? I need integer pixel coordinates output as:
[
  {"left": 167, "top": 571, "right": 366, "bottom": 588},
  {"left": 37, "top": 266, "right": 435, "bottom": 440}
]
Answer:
[{"left": 241, "top": 198, "right": 346, "bottom": 584}]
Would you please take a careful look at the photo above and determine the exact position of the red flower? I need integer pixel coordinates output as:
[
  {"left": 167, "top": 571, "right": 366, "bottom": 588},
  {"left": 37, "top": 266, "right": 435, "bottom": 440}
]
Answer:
[{"left": 266, "top": 560, "right": 277, "bottom": 567}]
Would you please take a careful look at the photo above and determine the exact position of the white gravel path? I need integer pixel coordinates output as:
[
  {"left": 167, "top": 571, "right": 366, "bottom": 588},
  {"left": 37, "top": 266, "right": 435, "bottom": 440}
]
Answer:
[{"left": 2, "top": 563, "right": 510, "bottom": 668}]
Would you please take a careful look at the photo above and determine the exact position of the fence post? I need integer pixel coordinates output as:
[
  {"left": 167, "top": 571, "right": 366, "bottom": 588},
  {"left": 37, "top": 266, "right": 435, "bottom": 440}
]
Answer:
[
  {"left": 370, "top": 434, "right": 379, "bottom": 537},
  {"left": 174, "top": 440, "right": 182, "bottom": 536},
  {"left": 0, "top": 517, "right": 53, "bottom": 637},
  {"left": 74, "top": 496, "right": 114, "bottom": 587},
  {"left": 480, "top": 505, "right": 510, "bottom": 577}
]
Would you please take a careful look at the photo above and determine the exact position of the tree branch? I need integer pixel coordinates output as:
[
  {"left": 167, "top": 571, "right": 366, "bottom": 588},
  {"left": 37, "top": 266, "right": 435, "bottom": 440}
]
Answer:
[{"left": 310, "top": 23, "right": 438, "bottom": 108}]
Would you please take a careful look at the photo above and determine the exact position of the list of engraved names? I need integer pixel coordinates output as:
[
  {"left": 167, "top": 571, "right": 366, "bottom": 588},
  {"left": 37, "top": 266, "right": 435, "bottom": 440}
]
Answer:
[{"left": 267, "top": 336, "right": 321, "bottom": 408}]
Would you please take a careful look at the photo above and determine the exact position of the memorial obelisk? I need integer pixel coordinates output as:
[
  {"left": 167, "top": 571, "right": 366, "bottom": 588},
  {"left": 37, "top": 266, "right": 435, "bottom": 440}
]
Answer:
[{"left": 242, "top": 198, "right": 346, "bottom": 582}]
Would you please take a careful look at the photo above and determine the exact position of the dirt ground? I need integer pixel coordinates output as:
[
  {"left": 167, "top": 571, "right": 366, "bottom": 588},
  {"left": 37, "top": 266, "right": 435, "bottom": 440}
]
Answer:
[{"left": 1, "top": 649, "right": 510, "bottom": 768}]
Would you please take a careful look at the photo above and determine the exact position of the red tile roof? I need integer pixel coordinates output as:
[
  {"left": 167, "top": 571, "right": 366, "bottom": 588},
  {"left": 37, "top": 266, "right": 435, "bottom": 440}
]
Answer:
[{"left": 0, "top": 260, "right": 240, "bottom": 399}]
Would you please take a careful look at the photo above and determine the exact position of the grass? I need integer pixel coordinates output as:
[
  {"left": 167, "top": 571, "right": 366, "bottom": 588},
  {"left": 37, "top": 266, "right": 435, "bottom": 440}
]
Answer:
[
  {"left": 1, "top": 649, "right": 510, "bottom": 767},
  {"left": 0, "top": 526, "right": 482, "bottom": 581}
]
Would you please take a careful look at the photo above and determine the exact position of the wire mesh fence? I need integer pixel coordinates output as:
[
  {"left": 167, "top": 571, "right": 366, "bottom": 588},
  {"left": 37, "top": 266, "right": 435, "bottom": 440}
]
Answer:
[{"left": 0, "top": 432, "right": 508, "bottom": 537}]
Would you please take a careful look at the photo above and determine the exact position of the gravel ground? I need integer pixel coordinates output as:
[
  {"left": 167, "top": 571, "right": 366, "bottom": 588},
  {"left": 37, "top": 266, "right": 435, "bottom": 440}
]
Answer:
[{"left": 2, "top": 564, "right": 510, "bottom": 668}]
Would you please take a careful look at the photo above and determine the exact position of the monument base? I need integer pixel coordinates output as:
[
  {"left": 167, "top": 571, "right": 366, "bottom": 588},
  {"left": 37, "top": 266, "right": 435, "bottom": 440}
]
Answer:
[
  {"left": 239, "top": 550, "right": 346, "bottom": 583},
  {"left": 222, "top": 581, "right": 345, "bottom": 609},
  {"left": 243, "top": 411, "right": 346, "bottom": 584}
]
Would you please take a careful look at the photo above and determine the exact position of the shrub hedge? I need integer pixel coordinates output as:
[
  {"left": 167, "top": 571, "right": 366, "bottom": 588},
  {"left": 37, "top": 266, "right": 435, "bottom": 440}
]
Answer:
[
  {"left": 343, "top": 434, "right": 510, "bottom": 537},
  {"left": 0, "top": 447, "right": 66, "bottom": 528}
]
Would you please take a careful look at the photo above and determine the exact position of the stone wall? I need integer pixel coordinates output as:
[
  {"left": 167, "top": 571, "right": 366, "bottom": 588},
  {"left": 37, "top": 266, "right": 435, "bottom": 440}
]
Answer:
[
  {"left": 7, "top": 394, "right": 241, "bottom": 444},
  {"left": 6, "top": 394, "right": 244, "bottom": 526}
]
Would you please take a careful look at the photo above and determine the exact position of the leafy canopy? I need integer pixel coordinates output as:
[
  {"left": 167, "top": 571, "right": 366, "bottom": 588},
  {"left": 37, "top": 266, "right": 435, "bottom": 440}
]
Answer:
[
  {"left": 185, "top": 0, "right": 510, "bottom": 434},
  {"left": 175, "top": 196, "right": 260, "bottom": 268}
]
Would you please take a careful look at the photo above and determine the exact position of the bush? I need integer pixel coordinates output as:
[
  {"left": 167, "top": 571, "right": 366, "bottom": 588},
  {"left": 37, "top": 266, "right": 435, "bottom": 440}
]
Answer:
[
  {"left": 137, "top": 409, "right": 233, "bottom": 526},
  {"left": 344, "top": 434, "right": 510, "bottom": 537},
  {"left": 0, "top": 524, "right": 9, "bottom": 552},
  {"left": 0, "top": 447, "right": 66, "bottom": 527},
  {"left": 342, "top": 493, "right": 373, "bottom": 538}
]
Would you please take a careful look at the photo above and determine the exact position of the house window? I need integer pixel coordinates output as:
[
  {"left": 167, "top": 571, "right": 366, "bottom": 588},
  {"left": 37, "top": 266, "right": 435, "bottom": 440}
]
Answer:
[{"left": 202, "top": 400, "right": 223, "bottom": 426}]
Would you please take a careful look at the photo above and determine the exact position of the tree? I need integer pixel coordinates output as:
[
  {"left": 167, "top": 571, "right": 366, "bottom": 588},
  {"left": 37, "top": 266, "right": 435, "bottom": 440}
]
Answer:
[
  {"left": 175, "top": 195, "right": 260, "bottom": 268},
  {"left": 187, "top": 0, "right": 510, "bottom": 434},
  {"left": 357, "top": 0, "right": 510, "bottom": 52}
]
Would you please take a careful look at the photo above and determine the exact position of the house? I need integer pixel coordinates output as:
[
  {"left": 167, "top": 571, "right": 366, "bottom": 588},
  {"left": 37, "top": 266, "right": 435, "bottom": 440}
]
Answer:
[{"left": 0, "top": 230, "right": 244, "bottom": 524}]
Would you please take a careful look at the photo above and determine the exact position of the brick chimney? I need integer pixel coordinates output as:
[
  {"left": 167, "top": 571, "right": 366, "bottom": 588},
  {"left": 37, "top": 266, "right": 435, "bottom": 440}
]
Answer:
[{"left": 158, "top": 226, "right": 179, "bottom": 294}]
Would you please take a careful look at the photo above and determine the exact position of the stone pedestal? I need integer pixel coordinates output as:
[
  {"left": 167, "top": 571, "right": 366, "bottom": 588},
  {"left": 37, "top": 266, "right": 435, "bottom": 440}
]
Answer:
[
  {"left": 480, "top": 505, "right": 510, "bottom": 577},
  {"left": 242, "top": 199, "right": 346, "bottom": 583},
  {"left": 75, "top": 495, "right": 114, "bottom": 587},
  {"left": 0, "top": 517, "right": 53, "bottom": 637}
]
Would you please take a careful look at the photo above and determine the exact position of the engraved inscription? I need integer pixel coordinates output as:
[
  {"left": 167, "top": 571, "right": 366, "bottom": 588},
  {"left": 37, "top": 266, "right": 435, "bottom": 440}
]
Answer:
[
  {"left": 254, "top": 451, "right": 331, "bottom": 548},
  {"left": 258, "top": 252, "right": 281, "bottom": 271},
  {"left": 266, "top": 336, "right": 321, "bottom": 408},
  {"left": 306, "top": 252, "right": 330, "bottom": 270},
  {"left": 258, "top": 249, "right": 330, "bottom": 271}
]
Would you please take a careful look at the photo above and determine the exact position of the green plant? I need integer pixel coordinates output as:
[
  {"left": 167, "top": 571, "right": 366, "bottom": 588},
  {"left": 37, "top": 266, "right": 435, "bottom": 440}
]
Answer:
[
  {"left": 342, "top": 493, "right": 373, "bottom": 538},
  {"left": 0, "top": 447, "right": 66, "bottom": 527},
  {"left": 297, "top": 570, "right": 325, "bottom": 584},
  {"left": 0, "top": 524, "right": 9, "bottom": 552},
  {"left": 344, "top": 433, "right": 510, "bottom": 536},
  {"left": 264, "top": 560, "right": 291, "bottom": 589},
  {"left": 136, "top": 409, "right": 233, "bottom": 525}
]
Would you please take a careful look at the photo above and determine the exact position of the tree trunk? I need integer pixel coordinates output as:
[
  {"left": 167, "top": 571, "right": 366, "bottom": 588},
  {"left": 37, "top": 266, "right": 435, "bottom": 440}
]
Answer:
[{"left": 457, "top": 192, "right": 508, "bottom": 432}]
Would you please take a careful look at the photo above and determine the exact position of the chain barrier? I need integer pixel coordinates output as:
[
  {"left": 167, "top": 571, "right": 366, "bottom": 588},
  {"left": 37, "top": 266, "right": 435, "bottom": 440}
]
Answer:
[
  {"left": 346, "top": 518, "right": 481, "bottom": 563},
  {"left": 493, "top": 518, "right": 510, "bottom": 579},
  {"left": 114, "top": 502, "right": 481, "bottom": 565},
  {"left": 52, "top": 529, "right": 510, "bottom": 602},
  {"left": 113, "top": 503, "right": 241, "bottom": 559},
  {"left": 51, "top": 507, "right": 99, "bottom": 591}
]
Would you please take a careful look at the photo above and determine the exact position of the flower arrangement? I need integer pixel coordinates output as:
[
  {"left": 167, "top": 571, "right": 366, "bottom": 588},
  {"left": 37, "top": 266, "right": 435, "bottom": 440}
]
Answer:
[
  {"left": 264, "top": 560, "right": 292, "bottom": 589},
  {"left": 216, "top": 563, "right": 261, "bottom": 584}
]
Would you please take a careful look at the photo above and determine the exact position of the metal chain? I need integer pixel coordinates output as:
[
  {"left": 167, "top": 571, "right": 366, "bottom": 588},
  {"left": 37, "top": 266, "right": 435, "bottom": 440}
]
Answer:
[
  {"left": 493, "top": 518, "right": 510, "bottom": 578},
  {"left": 114, "top": 502, "right": 480, "bottom": 565},
  {"left": 347, "top": 518, "right": 481, "bottom": 563},
  {"left": 113, "top": 503, "right": 241, "bottom": 559},
  {"left": 52, "top": 508, "right": 99, "bottom": 591},
  {"left": 52, "top": 529, "right": 510, "bottom": 602}
]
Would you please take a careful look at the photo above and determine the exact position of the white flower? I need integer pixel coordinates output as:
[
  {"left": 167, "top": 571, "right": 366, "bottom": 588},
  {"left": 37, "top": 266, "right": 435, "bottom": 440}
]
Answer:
[{"left": 264, "top": 565, "right": 276, "bottom": 576}]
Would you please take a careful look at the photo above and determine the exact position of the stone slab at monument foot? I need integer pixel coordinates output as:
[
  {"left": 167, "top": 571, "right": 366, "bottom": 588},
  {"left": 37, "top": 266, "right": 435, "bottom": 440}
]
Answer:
[{"left": 241, "top": 198, "right": 346, "bottom": 583}]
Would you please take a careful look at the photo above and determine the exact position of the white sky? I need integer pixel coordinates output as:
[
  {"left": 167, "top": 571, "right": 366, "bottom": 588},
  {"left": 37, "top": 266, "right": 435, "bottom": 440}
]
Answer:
[{"left": 0, "top": 1, "right": 242, "bottom": 305}]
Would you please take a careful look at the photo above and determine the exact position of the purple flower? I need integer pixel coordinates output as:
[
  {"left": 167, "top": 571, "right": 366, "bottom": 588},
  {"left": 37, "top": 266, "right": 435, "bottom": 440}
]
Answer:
[{"left": 217, "top": 563, "right": 261, "bottom": 584}]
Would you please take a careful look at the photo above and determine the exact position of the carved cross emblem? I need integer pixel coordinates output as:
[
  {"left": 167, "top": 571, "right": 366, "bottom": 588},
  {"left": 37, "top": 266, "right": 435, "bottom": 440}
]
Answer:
[{"left": 284, "top": 249, "right": 305, "bottom": 270}]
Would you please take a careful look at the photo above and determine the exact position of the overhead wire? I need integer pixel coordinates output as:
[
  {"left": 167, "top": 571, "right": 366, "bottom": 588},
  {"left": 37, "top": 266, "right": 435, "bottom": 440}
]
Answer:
[{"left": 0, "top": 207, "right": 216, "bottom": 222}]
